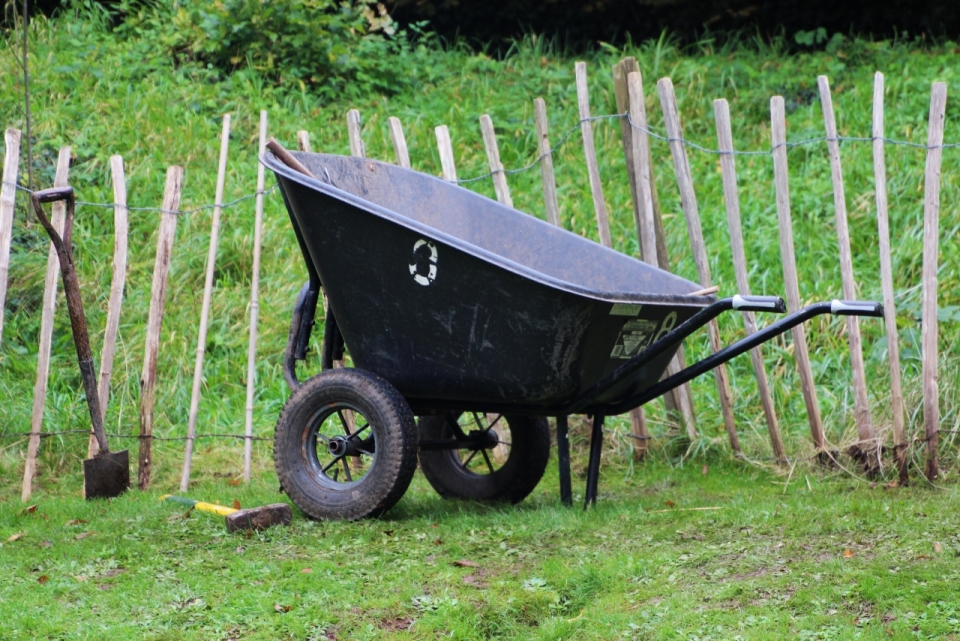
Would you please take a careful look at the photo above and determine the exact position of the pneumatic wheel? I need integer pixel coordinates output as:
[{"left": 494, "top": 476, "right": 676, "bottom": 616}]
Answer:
[
  {"left": 274, "top": 368, "right": 418, "bottom": 520},
  {"left": 417, "top": 413, "right": 550, "bottom": 504}
]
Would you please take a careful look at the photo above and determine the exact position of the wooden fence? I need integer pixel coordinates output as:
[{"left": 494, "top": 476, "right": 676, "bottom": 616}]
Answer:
[{"left": 1, "top": 59, "right": 953, "bottom": 501}]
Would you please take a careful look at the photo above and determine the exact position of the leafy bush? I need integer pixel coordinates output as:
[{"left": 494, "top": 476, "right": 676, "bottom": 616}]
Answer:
[{"left": 118, "top": 0, "right": 426, "bottom": 98}]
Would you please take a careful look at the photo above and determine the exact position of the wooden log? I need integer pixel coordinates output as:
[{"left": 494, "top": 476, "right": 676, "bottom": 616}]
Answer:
[
  {"left": 435, "top": 125, "right": 458, "bottom": 183},
  {"left": 388, "top": 117, "right": 411, "bottom": 169},
  {"left": 533, "top": 99, "right": 561, "bottom": 227},
  {"left": 0, "top": 128, "right": 21, "bottom": 347},
  {"left": 624, "top": 69, "right": 696, "bottom": 436},
  {"left": 817, "top": 76, "right": 878, "bottom": 471},
  {"left": 182, "top": 115, "right": 231, "bottom": 492},
  {"left": 21, "top": 147, "right": 70, "bottom": 502},
  {"left": 139, "top": 166, "right": 183, "bottom": 491},
  {"left": 657, "top": 78, "right": 741, "bottom": 455},
  {"left": 296, "top": 130, "right": 312, "bottom": 154},
  {"left": 871, "top": 73, "right": 908, "bottom": 484},
  {"left": 88, "top": 155, "right": 129, "bottom": 458},
  {"left": 713, "top": 98, "right": 782, "bottom": 459},
  {"left": 479, "top": 114, "right": 513, "bottom": 208},
  {"left": 574, "top": 61, "right": 612, "bottom": 248},
  {"left": 346, "top": 109, "right": 365, "bottom": 158},
  {"left": 245, "top": 110, "right": 269, "bottom": 484},
  {"left": 770, "top": 96, "right": 826, "bottom": 452},
  {"left": 921, "top": 82, "right": 947, "bottom": 482}
]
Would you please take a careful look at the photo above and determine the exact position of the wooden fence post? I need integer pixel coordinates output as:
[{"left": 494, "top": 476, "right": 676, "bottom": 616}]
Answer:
[
  {"left": 21, "top": 147, "right": 70, "bottom": 502},
  {"left": 0, "top": 128, "right": 22, "bottom": 348},
  {"left": 657, "top": 78, "right": 741, "bottom": 455},
  {"left": 770, "top": 96, "right": 827, "bottom": 454},
  {"left": 479, "top": 114, "right": 513, "bottom": 208},
  {"left": 181, "top": 114, "right": 231, "bottom": 492},
  {"left": 296, "top": 130, "right": 312, "bottom": 154},
  {"left": 347, "top": 109, "right": 366, "bottom": 158},
  {"left": 139, "top": 166, "right": 183, "bottom": 491},
  {"left": 532, "top": 99, "right": 561, "bottom": 227},
  {"left": 624, "top": 68, "right": 697, "bottom": 440},
  {"left": 244, "top": 110, "right": 269, "bottom": 483},
  {"left": 435, "top": 125, "right": 457, "bottom": 183},
  {"left": 713, "top": 98, "right": 781, "bottom": 459},
  {"left": 574, "top": 62, "right": 612, "bottom": 248},
  {"left": 88, "top": 155, "right": 129, "bottom": 458},
  {"left": 389, "top": 117, "right": 411, "bottom": 168},
  {"left": 817, "top": 76, "right": 878, "bottom": 472},
  {"left": 921, "top": 82, "right": 947, "bottom": 482},
  {"left": 871, "top": 72, "right": 908, "bottom": 485}
]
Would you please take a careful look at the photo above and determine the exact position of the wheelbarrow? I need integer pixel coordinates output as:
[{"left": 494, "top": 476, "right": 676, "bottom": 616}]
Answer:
[{"left": 263, "top": 149, "right": 883, "bottom": 520}]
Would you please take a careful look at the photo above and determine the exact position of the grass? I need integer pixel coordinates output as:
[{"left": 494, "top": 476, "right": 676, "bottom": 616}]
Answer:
[
  {"left": 2, "top": 450, "right": 959, "bottom": 639},
  {"left": 1, "top": 7, "right": 960, "bottom": 637}
]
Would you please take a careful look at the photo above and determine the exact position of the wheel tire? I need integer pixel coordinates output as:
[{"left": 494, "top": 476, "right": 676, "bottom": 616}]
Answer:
[
  {"left": 418, "top": 413, "right": 550, "bottom": 504},
  {"left": 274, "top": 368, "right": 418, "bottom": 520}
]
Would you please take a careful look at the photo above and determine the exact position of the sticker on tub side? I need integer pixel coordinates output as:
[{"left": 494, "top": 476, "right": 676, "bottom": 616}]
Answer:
[
  {"left": 610, "top": 303, "right": 642, "bottom": 316},
  {"left": 609, "top": 318, "right": 659, "bottom": 359},
  {"left": 409, "top": 239, "right": 438, "bottom": 286}
]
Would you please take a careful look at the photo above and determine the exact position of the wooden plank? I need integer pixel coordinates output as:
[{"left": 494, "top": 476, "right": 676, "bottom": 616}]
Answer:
[
  {"left": 625, "top": 70, "right": 696, "bottom": 435},
  {"left": 435, "top": 125, "right": 458, "bottom": 183},
  {"left": 87, "top": 155, "right": 129, "bottom": 458},
  {"left": 181, "top": 115, "right": 231, "bottom": 492},
  {"left": 871, "top": 73, "right": 908, "bottom": 484},
  {"left": 921, "top": 82, "right": 947, "bottom": 481},
  {"left": 296, "top": 130, "right": 312, "bottom": 154},
  {"left": 21, "top": 147, "right": 70, "bottom": 502},
  {"left": 388, "top": 117, "right": 411, "bottom": 168},
  {"left": 346, "top": 109, "right": 365, "bottom": 158},
  {"left": 0, "top": 128, "right": 21, "bottom": 347},
  {"left": 817, "top": 76, "right": 878, "bottom": 471},
  {"left": 139, "top": 166, "right": 183, "bottom": 491},
  {"left": 245, "top": 110, "right": 269, "bottom": 483},
  {"left": 657, "top": 78, "right": 740, "bottom": 455},
  {"left": 714, "top": 98, "right": 782, "bottom": 459},
  {"left": 533, "top": 99, "right": 561, "bottom": 227},
  {"left": 770, "top": 96, "right": 827, "bottom": 451},
  {"left": 479, "top": 114, "right": 513, "bottom": 208},
  {"left": 574, "top": 61, "right": 612, "bottom": 248}
]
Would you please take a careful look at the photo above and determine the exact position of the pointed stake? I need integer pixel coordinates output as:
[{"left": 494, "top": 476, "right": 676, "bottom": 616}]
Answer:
[
  {"left": 479, "top": 114, "right": 513, "bottom": 208},
  {"left": 533, "top": 99, "right": 561, "bottom": 226},
  {"left": 182, "top": 115, "right": 231, "bottom": 492},
  {"left": 296, "top": 130, "right": 312, "bottom": 154},
  {"left": 22, "top": 147, "right": 70, "bottom": 502},
  {"left": 139, "top": 166, "right": 183, "bottom": 491},
  {"left": 575, "top": 61, "right": 612, "bottom": 247},
  {"left": 435, "top": 125, "right": 457, "bottom": 183},
  {"left": 0, "top": 128, "right": 21, "bottom": 348},
  {"left": 388, "top": 117, "right": 411, "bottom": 168},
  {"left": 346, "top": 109, "right": 365, "bottom": 158}
]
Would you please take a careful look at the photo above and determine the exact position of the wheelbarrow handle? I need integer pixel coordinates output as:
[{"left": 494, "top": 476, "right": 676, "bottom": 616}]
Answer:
[
  {"left": 831, "top": 300, "right": 884, "bottom": 317},
  {"left": 732, "top": 294, "right": 786, "bottom": 313},
  {"left": 32, "top": 186, "right": 74, "bottom": 204}
]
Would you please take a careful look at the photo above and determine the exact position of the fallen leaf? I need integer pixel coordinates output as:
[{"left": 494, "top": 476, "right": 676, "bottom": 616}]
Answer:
[
  {"left": 37, "top": 575, "right": 48, "bottom": 585},
  {"left": 433, "top": 538, "right": 443, "bottom": 545},
  {"left": 228, "top": 479, "right": 241, "bottom": 486},
  {"left": 383, "top": 530, "right": 394, "bottom": 536},
  {"left": 74, "top": 531, "right": 94, "bottom": 541},
  {"left": 233, "top": 499, "right": 241, "bottom": 510},
  {"left": 39, "top": 541, "right": 52, "bottom": 549},
  {"left": 453, "top": 559, "right": 480, "bottom": 568},
  {"left": 883, "top": 481, "right": 898, "bottom": 490},
  {"left": 843, "top": 549, "right": 854, "bottom": 558},
  {"left": 663, "top": 500, "right": 675, "bottom": 508},
  {"left": 274, "top": 603, "right": 292, "bottom": 613},
  {"left": 19, "top": 505, "right": 37, "bottom": 515},
  {"left": 6, "top": 532, "right": 24, "bottom": 543},
  {"left": 97, "top": 584, "right": 112, "bottom": 591},
  {"left": 65, "top": 519, "right": 88, "bottom": 526},
  {"left": 701, "top": 465, "right": 709, "bottom": 476},
  {"left": 934, "top": 542, "right": 943, "bottom": 553},
  {"left": 235, "top": 546, "right": 245, "bottom": 554},
  {"left": 301, "top": 568, "right": 312, "bottom": 574}
]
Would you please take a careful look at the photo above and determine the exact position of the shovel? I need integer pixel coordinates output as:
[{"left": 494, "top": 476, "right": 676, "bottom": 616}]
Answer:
[{"left": 31, "top": 186, "right": 129, "bottom": 499}]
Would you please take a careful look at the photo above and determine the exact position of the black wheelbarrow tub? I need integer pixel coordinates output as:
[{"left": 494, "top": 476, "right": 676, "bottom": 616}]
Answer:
[{"left": 265, "top": 151, "right": 712, "bottom": 415}]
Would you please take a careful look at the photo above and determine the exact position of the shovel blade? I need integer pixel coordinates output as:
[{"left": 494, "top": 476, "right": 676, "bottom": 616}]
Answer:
[{"left": 84, "top": 450, "right": 130, "bottom": 500}]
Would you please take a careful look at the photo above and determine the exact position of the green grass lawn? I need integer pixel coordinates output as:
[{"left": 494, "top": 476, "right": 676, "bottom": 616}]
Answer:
[
  {"left": 1, "top": 7, "right": 960, "bottom": 639},
  {"left": 2, "top": 447, "right": 959, "bottom": 640}
]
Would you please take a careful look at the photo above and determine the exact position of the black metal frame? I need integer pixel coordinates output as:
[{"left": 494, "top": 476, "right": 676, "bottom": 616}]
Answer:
[{"left": 282, "top": 283, "right": 883, "bottom": 508}]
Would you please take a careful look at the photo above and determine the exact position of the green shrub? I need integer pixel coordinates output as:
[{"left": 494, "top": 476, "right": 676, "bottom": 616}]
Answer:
[{"left": 118, "top": 0, "right": 427, "bottom": 98}]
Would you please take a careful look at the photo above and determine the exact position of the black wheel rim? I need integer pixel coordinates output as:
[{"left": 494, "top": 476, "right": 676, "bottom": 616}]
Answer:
[
  {"left": 442, "top": 412, "right": 512, "bottom": 477},
  {"left": 303, "top": 401, "right": 378, "bottom": 489}
]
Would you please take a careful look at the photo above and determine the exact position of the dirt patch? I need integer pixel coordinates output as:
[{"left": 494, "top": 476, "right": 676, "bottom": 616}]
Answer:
[{"left": 379, "top": 617, "right": 414, "bottom": 632}]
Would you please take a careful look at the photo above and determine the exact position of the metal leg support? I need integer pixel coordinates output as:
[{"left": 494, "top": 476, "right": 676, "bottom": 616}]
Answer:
[
  {"left": 584, "top": 413, "right": 604, "bottom": 509},
  {"left": 556, "top": 415, "right": 572, "bottom": 506}
]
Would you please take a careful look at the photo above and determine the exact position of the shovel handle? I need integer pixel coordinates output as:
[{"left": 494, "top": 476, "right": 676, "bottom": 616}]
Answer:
[{"left": 31, "top": 188, "right": 110, "bottom": 454}]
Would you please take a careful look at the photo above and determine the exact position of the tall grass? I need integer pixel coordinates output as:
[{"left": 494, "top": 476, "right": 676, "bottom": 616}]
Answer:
[{"left": 0, "top": 9, "right": 958, "bottom": 495}]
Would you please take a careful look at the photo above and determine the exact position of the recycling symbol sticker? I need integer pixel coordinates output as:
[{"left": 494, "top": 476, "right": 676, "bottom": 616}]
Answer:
[{"left": 409, "top": 239, "right": 438, "bottom": 286}]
